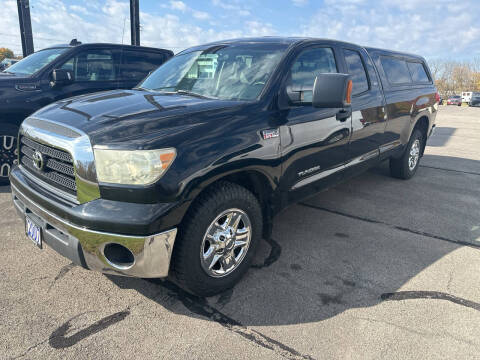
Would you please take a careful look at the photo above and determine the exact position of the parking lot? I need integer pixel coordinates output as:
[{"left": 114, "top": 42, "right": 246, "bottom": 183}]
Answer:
[{"left": 1, "top": 105, "right": 479, "bottom": 359}]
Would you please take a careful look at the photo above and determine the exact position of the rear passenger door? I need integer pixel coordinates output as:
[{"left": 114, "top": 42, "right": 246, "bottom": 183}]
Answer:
[
  {"left": 120, "top": 50, "right": 169, "bottom": 89},
  {"left": 340, "top": 46, "right": 386, "bottom": 175}
]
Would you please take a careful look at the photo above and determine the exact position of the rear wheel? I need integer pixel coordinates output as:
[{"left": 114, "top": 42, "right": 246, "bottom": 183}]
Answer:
[
  {"left": 0, "top": 124, "right": 19, "bottom": 186},
  {"left": 389, "top": 129, "right": 424, "bottom": 180},
  {"left": 171, "top": 181, "right": 262, "bottom": 296}
]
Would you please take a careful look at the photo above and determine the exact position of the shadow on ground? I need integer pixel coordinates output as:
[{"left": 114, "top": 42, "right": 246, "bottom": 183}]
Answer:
[{"left": 107, "top": 154, "right": 480, "bottom": 327}]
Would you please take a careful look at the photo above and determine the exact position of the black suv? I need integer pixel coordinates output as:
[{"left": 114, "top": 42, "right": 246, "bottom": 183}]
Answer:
[
  {"left": 10, "top": 37, "right": 438, "bottom": 296},
  {"left": 0, "top": 40, "right": 173, "bottom": 184}
]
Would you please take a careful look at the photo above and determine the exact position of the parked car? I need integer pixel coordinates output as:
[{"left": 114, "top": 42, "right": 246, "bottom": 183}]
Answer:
[
  {"left": 447, "top": 95, "right": 462, "bottom": 106},
  {"left": 0, "top": 58, "right": 19, "bottom": 71},
  {"left": 0, "top": 40, "right": 173, "bottom": 184},
  {"left": 469, "top": 93, "right": 480, "bottom": 107},
  {"left": 462, "top": 91, "right": 472, "bottom": 104},
  {"left": 10, "top": 37, "right": 437, "bottom": 296}
]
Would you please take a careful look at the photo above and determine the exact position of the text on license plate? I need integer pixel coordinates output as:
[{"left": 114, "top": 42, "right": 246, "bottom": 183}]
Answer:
[{"left": 26, "top": 216, "right": 42, "bottom": 248}]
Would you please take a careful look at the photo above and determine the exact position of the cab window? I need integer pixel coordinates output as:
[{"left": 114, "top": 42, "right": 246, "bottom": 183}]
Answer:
[
  {"left": 61, "top": 49, "right": 119, "bottom": 81},
  {"left": 289, "top": 47, "right": 338, "bottom": 102}
]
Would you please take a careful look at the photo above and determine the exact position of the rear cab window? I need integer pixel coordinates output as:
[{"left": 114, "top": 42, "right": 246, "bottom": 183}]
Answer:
[
  {"left": 121, "top": 50, "right": 169, "bottom": 82},
  {"left": 380, "top": 56, "right": 412, "bottom": 85},
  {"left": 407, "top": 62, "right": 430, "bottom": 83}
]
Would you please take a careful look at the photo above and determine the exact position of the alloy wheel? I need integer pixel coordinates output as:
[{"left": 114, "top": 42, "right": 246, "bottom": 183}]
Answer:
[{"left": 200, "top": 208, "right": 252, "bottom": 277}]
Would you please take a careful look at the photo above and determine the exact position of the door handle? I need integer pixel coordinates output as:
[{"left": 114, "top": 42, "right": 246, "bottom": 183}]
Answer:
[{"left": 336, "top": 108, "right": 351, "bottom": 122}]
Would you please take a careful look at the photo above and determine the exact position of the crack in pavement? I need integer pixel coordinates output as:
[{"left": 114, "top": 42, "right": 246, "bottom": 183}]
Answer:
[
  {"left": 47, "top": 262, "right": 75, "bottom": 293},
  {"left": 299, "top": 203, "right": 480, "bottom": 250},
  {"left": 381, "top": 291, "right": 480, "bottom": 312},
  {"left": 155, "top": 280, "right": 316, "bottom": 360},
  {"left": 419, "top": 164, "right": 480, "bottom": 176}
]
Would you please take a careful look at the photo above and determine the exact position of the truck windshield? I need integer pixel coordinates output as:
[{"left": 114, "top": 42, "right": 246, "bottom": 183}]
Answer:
[
  {"left": 5, "top": 48, "right": 68, "bottom": 75},
  {"left": 139, "top": 44, "right": 288, "bottom": 101}
]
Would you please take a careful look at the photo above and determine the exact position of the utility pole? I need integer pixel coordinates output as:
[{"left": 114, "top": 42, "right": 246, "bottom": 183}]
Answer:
[
  {"left": 17, "top": 0, "right": 34, "bottom": 57},
  {"left": 130, "top": 0, "right": 140, "bottom": 46}
]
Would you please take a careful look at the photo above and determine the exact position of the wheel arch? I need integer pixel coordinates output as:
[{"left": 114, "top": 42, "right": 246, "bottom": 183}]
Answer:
[
  {"left": 180, "top": 168, "right": 278, "bottom": 240},
  {"left": 412, "top": 115, "right": 429, "bottom": 156}
]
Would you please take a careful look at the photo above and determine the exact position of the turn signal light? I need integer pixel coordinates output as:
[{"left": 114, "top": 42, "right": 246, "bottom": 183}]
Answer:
[{"left": 345, "top": 80, "right": 353, "bottom": 105}]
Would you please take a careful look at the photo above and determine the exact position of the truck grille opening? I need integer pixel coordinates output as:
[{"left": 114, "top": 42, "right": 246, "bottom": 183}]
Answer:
[{"left": 20, "top": 136, "right": 77, "bottom": 195}]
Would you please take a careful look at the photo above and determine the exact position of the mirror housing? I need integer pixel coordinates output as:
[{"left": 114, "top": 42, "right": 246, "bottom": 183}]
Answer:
[
  {"left": 51, "top": 69, "right": 74, "bottom": 87},
  {"left": 312, "top": 73, "right": 352, "bottom": 108}
]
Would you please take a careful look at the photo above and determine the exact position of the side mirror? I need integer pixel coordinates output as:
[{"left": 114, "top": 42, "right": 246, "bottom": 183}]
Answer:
[
  {"left": 312, "top": 73, "right": 352, "bottom": 108},
  {"left": 51, "top": 69, "right": 74, "bottom": 87}
]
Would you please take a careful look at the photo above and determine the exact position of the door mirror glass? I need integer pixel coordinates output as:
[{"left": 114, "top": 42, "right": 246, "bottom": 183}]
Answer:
[
  {"left": 312, "top": 73, "right": 352, "bottom": 108},
  {"left": 51, "top": 68, "right": 74, "bottom": 87}
]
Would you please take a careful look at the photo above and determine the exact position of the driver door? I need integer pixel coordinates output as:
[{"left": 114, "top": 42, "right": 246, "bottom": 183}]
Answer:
[{"left": 278, "top": 45, "right": 352, "bottom": 203}]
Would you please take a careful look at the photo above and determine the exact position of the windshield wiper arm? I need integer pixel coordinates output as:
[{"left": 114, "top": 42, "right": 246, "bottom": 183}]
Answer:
[{"left": 175, "top": 90, "right": 216, "bottom": 99}]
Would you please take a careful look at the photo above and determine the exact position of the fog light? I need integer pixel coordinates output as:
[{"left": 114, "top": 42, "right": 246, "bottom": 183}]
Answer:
[{"left": 103, "top": 243, "right": 135, "bottom": 270}]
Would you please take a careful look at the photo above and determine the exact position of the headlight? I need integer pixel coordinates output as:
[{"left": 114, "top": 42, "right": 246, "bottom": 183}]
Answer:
[{"left": 94, "top": 148, "right": 176, "bottom": 185}]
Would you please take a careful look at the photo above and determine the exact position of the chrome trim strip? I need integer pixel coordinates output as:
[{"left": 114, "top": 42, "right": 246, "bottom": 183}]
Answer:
[
  {"left": 20, "top": 117, "right": 100, "bottom": 203},
  {"left": 11, "top": 183, "right": 177, "bottom": 278},
  {"left": 379, "top": 140, "right": 401, "bottom": 154},
  {"left": 292, "top": 166, "right": 343, "bottom": 190},
  {"left": 291, "top": 149, "right": 380, "bottom": 190}
]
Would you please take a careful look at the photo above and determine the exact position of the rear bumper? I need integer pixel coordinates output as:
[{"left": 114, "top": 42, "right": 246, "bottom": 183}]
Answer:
[{"left": 10, "top": 168, "right": 178, "bottom": 278}]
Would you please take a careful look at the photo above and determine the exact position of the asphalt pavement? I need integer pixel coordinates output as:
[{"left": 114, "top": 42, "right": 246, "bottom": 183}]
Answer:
[{"left": 1, "top": 105, "right": 479, "bottom": 359}]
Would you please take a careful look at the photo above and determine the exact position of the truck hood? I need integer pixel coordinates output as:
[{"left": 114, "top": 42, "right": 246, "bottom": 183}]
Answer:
[
  {"left": 32, "top": 89, "right": 245, "bottom": 147},
  {"left": 0, "top": 72, "right": 31, "bottom": 82}
]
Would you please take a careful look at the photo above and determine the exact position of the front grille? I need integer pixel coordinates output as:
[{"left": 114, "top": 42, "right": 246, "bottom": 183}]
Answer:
[{"left": 20, "top": 136, "right": 77, "bottom": 195}]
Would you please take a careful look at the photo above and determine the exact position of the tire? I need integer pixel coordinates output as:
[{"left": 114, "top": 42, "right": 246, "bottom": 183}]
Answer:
[
  {"left": 0, "top": 123, "right": 19, "bottom": 186},
  {"left": 389, "top": 129, "right": 424, "bottom": 180},
  {"left": 171, "top": 181, "right": 262, "bottom": 296}
]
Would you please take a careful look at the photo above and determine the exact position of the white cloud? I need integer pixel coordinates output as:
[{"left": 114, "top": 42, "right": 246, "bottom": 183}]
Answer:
[
  {"left": 193, "top": 11, "right": 210, "bottom": 20},
  {"left": 166, "top": 0, "right": 210, "bottom": 20},
  {"left": 69, "top": 5, "right": 90, "bottom": 15},
  {"left": 300, "top": 1, "right": 480, "bottom": 59},
  {"left": 212, "top": 0, "right": 250, "bottom": 16},
  {"left": 169, "top": 1, "right": 187, "bottom": 12}
]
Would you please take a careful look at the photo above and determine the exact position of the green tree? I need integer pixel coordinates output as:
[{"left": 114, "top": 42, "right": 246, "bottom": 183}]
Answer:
[{"left": 0, "top": 48, "right": 14, "bottom": 61}]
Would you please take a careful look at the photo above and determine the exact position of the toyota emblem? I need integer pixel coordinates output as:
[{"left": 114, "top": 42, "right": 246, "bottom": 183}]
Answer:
[{"left": 32, "top": 150, "right": 44, "bottom": 171}]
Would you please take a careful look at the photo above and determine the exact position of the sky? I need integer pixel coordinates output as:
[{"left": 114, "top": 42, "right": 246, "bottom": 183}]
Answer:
[{"left": 1, "top": 0, "right": 479, "bottom": 61}]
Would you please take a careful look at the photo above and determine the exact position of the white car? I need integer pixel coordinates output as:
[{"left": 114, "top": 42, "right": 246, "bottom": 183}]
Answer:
[{"left": 462, "top": 91, "right": 472, "bottom": 104}]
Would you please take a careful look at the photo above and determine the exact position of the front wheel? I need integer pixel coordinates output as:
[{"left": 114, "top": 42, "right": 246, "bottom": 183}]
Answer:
[
  {"left": 0, "top": 124, "right": 19, "bottom": 186},
  {"left": 389, "top": 129, "right": 424, "bottom": 180},
  {"left": 171, "top": 181, "right": 262, "bottom": 296}
]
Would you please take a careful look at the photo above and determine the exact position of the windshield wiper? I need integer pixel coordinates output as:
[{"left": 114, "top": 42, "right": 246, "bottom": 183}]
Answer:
[{"left": 175, "top": 90, "right": 216, "bottom": 99}]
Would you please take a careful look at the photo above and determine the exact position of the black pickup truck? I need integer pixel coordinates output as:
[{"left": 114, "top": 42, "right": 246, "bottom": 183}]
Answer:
[
  {"left": 0, "top": 40, "right": 173, "bottom": 184},
  {"left": 10, "top": 37, "right": 438, "bottom": 296}
]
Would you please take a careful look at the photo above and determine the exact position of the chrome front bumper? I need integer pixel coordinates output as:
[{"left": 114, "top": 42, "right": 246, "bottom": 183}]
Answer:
[{"left": 11, "top": 183, "right": 177, "bottom": 278}]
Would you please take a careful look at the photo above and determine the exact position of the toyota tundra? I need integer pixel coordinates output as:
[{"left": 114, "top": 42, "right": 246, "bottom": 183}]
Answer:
[{"left": 10, "top": 37, "right": 438, "bottom": 296}]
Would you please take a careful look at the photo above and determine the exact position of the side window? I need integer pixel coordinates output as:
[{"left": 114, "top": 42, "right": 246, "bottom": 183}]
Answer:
[
  {"left": 121, "top": 51, "right": 167, "bottom": 81},
  {"left": 343, "top": 49, "right": 369, "bottom": 95},
  {"left": 290, "top": 47, "right": 337, "bottom": 102},
  {"left": 407, "top": 62, "right": 430, "bottom": 83},
  {"left": 380, "top": 56, "right": 412, "bottom": 85},
  {"left": 61, "top": 49, "right": 118, "bottom": 81}
]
